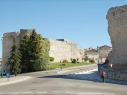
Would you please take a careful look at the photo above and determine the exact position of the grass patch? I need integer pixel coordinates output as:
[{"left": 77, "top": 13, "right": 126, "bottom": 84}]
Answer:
[{"left": 49, "top": 62, "right": 96, "bottom": 70}]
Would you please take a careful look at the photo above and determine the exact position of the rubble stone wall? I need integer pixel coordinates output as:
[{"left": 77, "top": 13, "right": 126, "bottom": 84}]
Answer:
[
  {"left": 107, "top": 5, "right": 127, "bottom": 64},
  {"left": 100, "top": 67, "right": 127, "bottom": 81}
]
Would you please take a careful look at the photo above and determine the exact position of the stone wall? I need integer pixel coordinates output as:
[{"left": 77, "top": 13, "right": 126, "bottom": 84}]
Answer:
[
  {"left": 3, "top": 30, "right": 85, "bottom": 70},
  {"left": 99, "top": 67, "right": 127, "bottom": 81},
  {"left": 49, "top": 39, "right": 84, "bottom": 62},
  {"left": 3, "top": 30, "right": 33, "bottom": 69},
  {"left": 107, "top": 5, "right": 127, "bottom": 64}
]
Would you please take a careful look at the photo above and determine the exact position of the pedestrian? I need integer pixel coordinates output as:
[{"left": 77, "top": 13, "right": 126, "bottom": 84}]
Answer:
[{"left": 101, "top": 71, "right": 106, "bottom": 83}]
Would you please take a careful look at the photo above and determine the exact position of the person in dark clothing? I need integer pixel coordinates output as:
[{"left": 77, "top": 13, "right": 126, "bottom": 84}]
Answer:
[{"left": 101, "top": 71, "right": 106, "bottom": 83}]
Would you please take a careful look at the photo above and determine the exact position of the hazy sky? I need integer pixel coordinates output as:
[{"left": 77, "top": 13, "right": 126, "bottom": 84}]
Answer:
[{"left": 0, "top": 0, "right": 127, "bottom": 57}]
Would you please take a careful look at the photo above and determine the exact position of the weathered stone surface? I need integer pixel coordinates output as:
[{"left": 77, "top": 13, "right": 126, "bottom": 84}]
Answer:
[
  {"left": 3, "top": 29, "right": 85, "bottom": 70},
  {"left": 3, "top": 30, "right": 33, "bottom": 70},
  {"left": 100, "top": 67, "right": 127, "bottom": 81},
  {"left": 107, "top": 5, "right": 127, "bottom": 64},
  {"left": 49, "top": 39, "right": 84, "bottom": 62}
]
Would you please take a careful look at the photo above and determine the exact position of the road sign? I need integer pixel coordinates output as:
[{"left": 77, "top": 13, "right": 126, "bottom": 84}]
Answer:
[
  {"left": 6, "top": 73, "right": 10, "bottom": 78},
  {"left": 6, "top": 73, "right": 10, "bottom": 81}
]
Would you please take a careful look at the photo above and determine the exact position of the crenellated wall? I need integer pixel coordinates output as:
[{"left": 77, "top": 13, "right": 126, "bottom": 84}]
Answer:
[
  {"left": 49, "top": 39, "right": 84, "bottom": 62},
  {"left": 3, "top": 29, "right": 85, "bottom": 70}
]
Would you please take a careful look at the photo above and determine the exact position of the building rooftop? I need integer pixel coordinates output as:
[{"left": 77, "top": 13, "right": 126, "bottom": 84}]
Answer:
[{"left": 86, "top": 49, "right": 97, "bottom": 52}]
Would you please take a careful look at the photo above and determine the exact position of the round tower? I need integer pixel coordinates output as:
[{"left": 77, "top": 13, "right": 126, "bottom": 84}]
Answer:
[{"left": 20, "top": 29, "right": 33, "bottom": 39}]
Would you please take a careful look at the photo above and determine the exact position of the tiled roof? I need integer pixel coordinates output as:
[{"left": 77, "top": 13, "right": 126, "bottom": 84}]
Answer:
[
  {"left": 86, "top": 49, "right": 97, "bottom": 52},
  {"left": 99, "top": 45, "right": 111, "bottom": 50}
]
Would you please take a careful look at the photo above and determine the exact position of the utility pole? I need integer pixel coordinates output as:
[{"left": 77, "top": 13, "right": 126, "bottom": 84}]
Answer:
[{"left": 1, "top": 37, "right": 4, "bottom": 78}]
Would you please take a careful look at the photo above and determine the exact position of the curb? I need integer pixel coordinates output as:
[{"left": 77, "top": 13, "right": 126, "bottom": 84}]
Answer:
[
  {"left": 0, "top": 76, "right": 32, "bottom": 86},
  {"left": 33, "top": 64, "right": 97, "bottom": 74}
]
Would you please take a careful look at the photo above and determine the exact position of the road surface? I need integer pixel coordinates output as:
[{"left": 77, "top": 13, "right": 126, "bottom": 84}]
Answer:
[{"left": 0, "top": 64, "right": 126, "bottom": 95}]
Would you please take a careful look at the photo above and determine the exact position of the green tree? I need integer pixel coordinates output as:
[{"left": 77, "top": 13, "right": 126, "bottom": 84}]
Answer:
[
  {"left": 33, "top": 38, "right": 50, "bottom": 71},
  {"left": 6, "top": 36, "right": 21, "bottom": 76},
  {"left": 19, "top": 34, "right": 30, "bottom": 72},
  {"left": 50, "top": 57, "right": 54, "bottom": 61},
  {"left": 84, "top": 56, "right": 89, "bottom": 62},
  {"left": 27, "top": 29, "right": 43, "bottom": 71}
]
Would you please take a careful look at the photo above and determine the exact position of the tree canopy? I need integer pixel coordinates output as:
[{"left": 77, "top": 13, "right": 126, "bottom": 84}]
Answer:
[{"left": 6, "top": 36, "right": 21, "bottom": 76}]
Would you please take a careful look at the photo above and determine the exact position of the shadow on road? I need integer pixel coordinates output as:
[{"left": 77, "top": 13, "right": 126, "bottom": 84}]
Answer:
[{"left": 37, "top": 71, "right": 127, "bottom": 86}]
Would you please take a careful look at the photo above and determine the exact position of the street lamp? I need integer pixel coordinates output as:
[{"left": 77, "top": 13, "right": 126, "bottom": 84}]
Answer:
[{"left": 1, "top": 37, "right": 4, "bottom": 78}]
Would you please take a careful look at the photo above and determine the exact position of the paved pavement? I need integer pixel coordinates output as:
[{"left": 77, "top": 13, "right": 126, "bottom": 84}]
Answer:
[
  {"left": 0, "top": 64, "right": 97, "bottom": 86},
  {"left": 0, "top": 76, "right": 32, "bottom": 86},
  {"left": 66, "top": 69, "right": 127, "bottom": 85},
  {"left": 0, "top": 64, "right": 126, "bottom": 95}
]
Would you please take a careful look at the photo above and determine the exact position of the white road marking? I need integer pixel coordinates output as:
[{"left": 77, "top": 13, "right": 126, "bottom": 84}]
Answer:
[
  {"left": 8, "top": 92, "right": 19, "bottom": 94},
  {"left": 77, "top": 92, "right": 116, "bottom": 95},
  {"left": 52, "top": 91, "right": 62, "bottom": 93},
  {"left": 65, "top": 91, "right": 75, "bottom": 94},
  {"left": 37, "top": 92, "right": 47, "bottom": 94},
  {"left": 23, "top": 92, "right": 32, "bottom": 94}
]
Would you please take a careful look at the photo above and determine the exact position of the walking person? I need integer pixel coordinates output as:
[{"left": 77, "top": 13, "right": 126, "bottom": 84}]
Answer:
[{"left": 101, "top": 71, "right": 106, "bottom": 83}]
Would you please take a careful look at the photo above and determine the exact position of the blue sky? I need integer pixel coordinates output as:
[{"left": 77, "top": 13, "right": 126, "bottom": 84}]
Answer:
[{"left": 0, "top": 0, "right": 127, "bottom": 57}]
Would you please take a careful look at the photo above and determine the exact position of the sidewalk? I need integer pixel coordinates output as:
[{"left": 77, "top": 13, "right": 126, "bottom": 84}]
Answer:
[
  {"left": 0, "top": 76, "right": 32, "bottom": 86},
  {"left": 67, "top": 69, "right": 127, "bottom": 85}
]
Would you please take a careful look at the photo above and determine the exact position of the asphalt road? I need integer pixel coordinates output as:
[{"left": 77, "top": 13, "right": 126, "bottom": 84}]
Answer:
[{"left": 0, "top": 64, "right": 127, "bottom": 95}]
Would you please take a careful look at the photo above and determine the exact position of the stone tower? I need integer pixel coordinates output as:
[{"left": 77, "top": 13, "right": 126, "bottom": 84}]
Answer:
[
  {"left": 107, "top": 5, "right": 127, "bottom": 64},
  {"left": 3, "top": 29, "right": 33, "bottom": 69}
]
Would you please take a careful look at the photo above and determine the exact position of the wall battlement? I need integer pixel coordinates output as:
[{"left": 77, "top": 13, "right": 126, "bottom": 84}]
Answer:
[{"left": 3, "top": 29, "right": 85, "bottom": 70}]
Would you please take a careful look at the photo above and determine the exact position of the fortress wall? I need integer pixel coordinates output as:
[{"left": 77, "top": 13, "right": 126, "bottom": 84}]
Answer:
[
  {"left": 3, "top": 30, "right": 33, "bottom": 69},
  {"left": 49, "top": 39, "right": 83, "bottom": 62},
  {"left": 20, "top": 29, "right": 33, "bottom": 39},
  {"left": 3, "top": 32, "right": 20, "bottom": 69},
  {"left": 49, "top": 39, "right": 71, "bottom": 62},
  {"left": 107, "top": 5, "right": 127, "bottom": 64},
  {"left": 3, "top": 29, "right": 84, "bottom": 69}
]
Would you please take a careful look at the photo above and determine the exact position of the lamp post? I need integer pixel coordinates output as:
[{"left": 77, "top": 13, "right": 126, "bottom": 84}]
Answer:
[{"left": 1, "top": 37, "right": 4, "bottom": 78}]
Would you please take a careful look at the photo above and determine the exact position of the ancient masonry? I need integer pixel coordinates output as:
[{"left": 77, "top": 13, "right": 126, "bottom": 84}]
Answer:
[
  {"left": 99, "top": 5, "right": 127, "bottom": 81},
  {"left": 107, "top": 5, "right": 127, "bottom": 65},
  {"left": 3, "top": 29, "right": 85, "bottom": 68}
]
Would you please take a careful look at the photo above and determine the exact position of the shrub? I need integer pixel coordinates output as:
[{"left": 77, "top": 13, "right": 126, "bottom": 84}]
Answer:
[
  {"left": 89, "top": 58, "right": 91, "bottom": 62},
  {"left": 63, "top": 59, "right": 68, "bottom": 63},
  {"left": 84, "top": 56, "right": 89, "bottom": 61},
  {"left": 50, "top": 57, "right": 54, "bottom": 61},
  {"left": 90, "top": 60, "right": 95, "bottom": 63},
  {"left": 72, "top": 59, "right": 77, "bottom": 63},
  {"left": 33, "top": 58, "right": 49, "bottom": 71},
  {"left": 89, "top": 58, "right": 95, "bottom": 63},
  {"left": 62, "top": 63, "right": 66, "bottom": 66}
]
